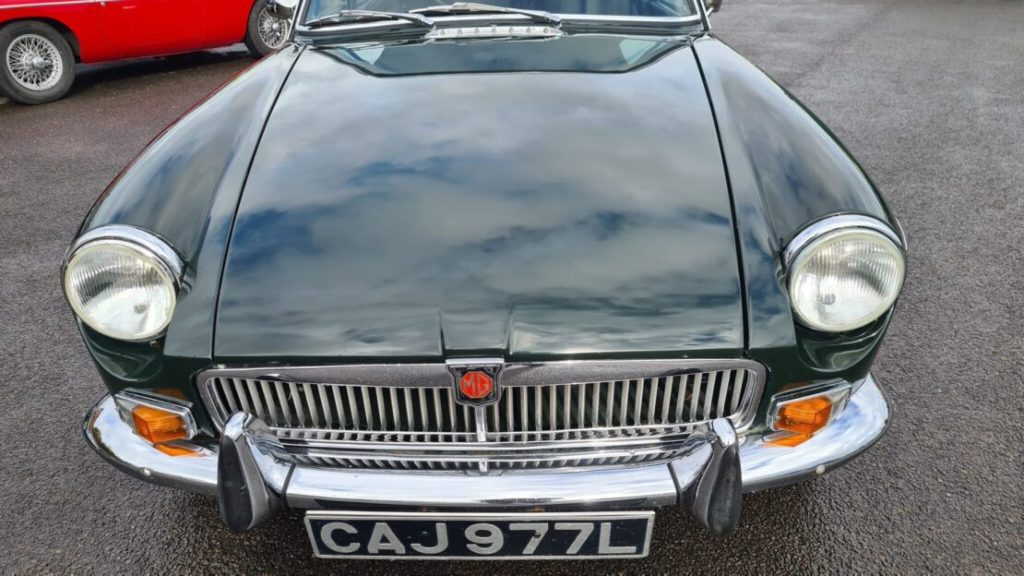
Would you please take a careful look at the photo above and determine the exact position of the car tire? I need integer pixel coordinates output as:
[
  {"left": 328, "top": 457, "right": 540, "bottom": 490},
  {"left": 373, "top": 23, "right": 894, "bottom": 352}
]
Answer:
[
  {"left": 0, "top": 21, "right": 75, "bottom": 105},
  {"left": 244, "top": 1, "right": 291, "bottom": 58}
]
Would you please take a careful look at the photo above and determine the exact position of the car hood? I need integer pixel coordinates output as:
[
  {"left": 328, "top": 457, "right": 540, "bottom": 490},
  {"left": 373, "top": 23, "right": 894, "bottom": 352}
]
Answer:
[{"left": 214, "top": 36, "right": 743, "bottom": 361}]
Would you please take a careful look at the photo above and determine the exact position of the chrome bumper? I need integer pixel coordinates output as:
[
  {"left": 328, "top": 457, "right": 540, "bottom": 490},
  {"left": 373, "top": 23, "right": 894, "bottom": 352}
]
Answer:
[{"left": 83, "top": 374, "right": 890, "bottom": 532}]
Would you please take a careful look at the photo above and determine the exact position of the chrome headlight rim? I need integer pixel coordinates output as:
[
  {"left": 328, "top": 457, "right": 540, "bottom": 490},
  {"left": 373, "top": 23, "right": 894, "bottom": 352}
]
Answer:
[
  {"left": 63, "top": 225, "right": 184, "bottom": 342},
  {"left": 785, "top": 214, "right": 906, "bottom": 333}
]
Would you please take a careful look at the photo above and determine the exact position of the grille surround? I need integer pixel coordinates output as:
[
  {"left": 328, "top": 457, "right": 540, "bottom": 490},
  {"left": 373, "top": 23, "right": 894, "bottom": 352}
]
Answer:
[{"left": 198, "top": 359, "right": 765, "bottom": 472}]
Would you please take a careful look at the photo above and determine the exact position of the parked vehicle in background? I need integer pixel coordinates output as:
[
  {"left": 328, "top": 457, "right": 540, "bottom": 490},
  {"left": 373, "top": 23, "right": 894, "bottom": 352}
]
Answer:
[{"left": 0, "top": 0, "right": 290, "bottom": 104}]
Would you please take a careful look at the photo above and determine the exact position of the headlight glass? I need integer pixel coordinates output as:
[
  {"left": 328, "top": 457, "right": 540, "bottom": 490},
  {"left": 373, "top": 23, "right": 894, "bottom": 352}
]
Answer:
[
  {"left": 788, "top": 226, "right": 904, "bottom": 332},
  {"left": 64, "top": 237, "right": 179, "bottom": 341}
]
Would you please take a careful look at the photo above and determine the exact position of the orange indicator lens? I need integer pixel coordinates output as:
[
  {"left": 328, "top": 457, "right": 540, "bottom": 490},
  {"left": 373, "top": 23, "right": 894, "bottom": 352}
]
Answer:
[
  {"left": 154, "top": 443, "right": 200, "bottom": 457},
  {"left": 765, "top": 431, "right": 813, "bottom": 447},
  {"left": 131, "top": 405, "right": 189, "bottom": 444},
  {"left": 775, "top": 396, "right": 833, "bottom": 435}
]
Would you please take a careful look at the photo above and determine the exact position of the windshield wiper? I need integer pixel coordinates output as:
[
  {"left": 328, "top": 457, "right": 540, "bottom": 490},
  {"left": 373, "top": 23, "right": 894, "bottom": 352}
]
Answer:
[
  {"left": 410, "top": 2, "right": 561, "bottom": 26},
  {"left": 305, "top": 10, "right": 435, "bottom": 30}
]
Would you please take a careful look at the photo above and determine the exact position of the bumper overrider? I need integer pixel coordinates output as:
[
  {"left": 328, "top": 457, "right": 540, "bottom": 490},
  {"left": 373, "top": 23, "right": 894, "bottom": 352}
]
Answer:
[{"left": 83, "top": 374, "right": 891, "bottom": 536}]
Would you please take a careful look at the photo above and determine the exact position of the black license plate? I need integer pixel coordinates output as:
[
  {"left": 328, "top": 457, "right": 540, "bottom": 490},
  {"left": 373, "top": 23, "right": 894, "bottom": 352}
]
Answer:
[{"left": 305, "top": 511, "right": 654, "bottom": 560}]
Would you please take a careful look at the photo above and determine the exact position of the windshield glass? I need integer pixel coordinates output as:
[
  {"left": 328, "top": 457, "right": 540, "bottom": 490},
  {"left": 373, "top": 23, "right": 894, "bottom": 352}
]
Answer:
[{"left": 304, "top": 0, "right": 699, "bottom": 23}]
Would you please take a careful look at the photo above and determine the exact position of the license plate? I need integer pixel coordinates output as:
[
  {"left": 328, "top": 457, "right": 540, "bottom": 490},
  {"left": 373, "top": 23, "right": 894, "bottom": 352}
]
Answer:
[{"left": 305, "top": 511, "right": 654, "bottom": 560}]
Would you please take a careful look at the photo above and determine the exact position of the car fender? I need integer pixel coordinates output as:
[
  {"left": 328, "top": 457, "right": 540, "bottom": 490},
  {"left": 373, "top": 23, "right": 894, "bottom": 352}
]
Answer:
[
  {"left": 72, "top": 46, "right": 301, "bottom": 407},
  {"left": 0, "top": 1, "right": 112, "bottom": 62},
  {"left": 694, "top": 36, "right": 901, "bottom": 402}
]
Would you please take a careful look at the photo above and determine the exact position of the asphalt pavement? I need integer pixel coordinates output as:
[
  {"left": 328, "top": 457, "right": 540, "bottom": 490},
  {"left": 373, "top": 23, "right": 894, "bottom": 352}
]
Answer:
[{"left": 1, "top": 1, "right": 1022, "bottom": 574}]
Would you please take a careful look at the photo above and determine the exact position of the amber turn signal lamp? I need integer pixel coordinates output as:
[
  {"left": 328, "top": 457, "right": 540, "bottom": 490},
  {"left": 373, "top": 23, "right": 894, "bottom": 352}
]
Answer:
[
  {"left": 774, "top": 395, "right": 833, "bottom": 435},
  {"left": 132, "top": 405, "right": 190, "bottom": 444},
  {"left": 765, "top": 431, "right": 813, "bottom": 447},
  {"left": 154, "top": 443, "right": 201, "bottom": 457}
]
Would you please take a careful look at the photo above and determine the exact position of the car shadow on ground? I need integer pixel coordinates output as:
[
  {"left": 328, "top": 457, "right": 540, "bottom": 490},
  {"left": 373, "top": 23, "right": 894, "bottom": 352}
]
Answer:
[
  {"left": 72, "top": 48, "right": 252, "bottom": 93},
  {"left": 0, "top": 49, "right": 252, "bottom": 107}
]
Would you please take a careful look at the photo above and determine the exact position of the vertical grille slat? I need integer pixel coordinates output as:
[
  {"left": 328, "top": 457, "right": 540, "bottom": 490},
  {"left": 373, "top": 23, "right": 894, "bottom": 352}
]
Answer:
[
  {"left": 506, "top": 386, "right": 515, "bottom": 434},
  {"left": 202, "top": 364, "right": 761, "bottom": 471},
  {"left": 688, "top": 374, "right": 700, "bottom": 422},
  {"left": 417, "top": 388, "right": 429, "bottom": 432},
  {"left": 304, "top": 383, "right": 321, "bottom": 428},
  {"left": 331, "top": 386, "right": 346, "bottom": 430},
  {"left": 632, "top": 379, "right": 643, "bottom": 427},
  {"left": 618, "top": 379, "right": 629, "bottom": 427},
  {"left": 360, "top": 387, "right": 375, "bottom": 431},
  {"left": 432, "top": 388, "right": 444, "bottom": 436},
  {"left": 703, "top": 372, "right": 719, "bottom": 420},
  {"left": 646, "top": 377, "right": 658, "bottom": 428},
  {"left": 520, "top": 385, "right": 529, "bottom": 438},
  {"left": 345, "top": 387, "right": 360, "bottom": 430},
  {"left": 730, "top": 370, "right": 746, "bottom": 413},
  {"left": 218, "top": 378, "right": 239, "bottom": 414},
  {"left": 288, "top": 382, "right": 306, "bottom": 427},
  {"left": 232, "top": 378, "right": 254, "bottom": 416},
  {"left": 576, "top": 383, "right": 585, "bottom": 431},
  {"left": 661, "top": 375, "right": 675, "bottom": 424},
  {"left": 374, "top": 388, "right": 387, "bottom": 435},
  {"left": 244, "top": 379, "right": 266, "bottom": 420},
  {"left": 716, "top": 371, "right": 732, "bottom": 418},
  {"left": 273, "top": 381, "right": 291, "bottom": 427}
]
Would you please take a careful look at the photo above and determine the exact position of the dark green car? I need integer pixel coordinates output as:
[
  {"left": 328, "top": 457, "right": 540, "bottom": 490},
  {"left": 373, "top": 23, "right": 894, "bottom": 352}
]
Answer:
[{"left": 66, "top": 0, "right": 905, "bottom": 561}]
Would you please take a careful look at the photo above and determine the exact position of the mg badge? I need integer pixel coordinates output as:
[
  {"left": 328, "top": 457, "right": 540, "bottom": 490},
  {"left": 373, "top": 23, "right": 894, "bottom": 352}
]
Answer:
[{"left": 448, "top": 360, "right": 502, "bottom": 406}]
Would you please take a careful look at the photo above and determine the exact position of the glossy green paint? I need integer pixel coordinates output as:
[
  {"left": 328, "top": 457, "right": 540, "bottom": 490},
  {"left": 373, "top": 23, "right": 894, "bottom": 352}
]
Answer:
[
  {"left": 692, "top": 36, "right": 902, "bottom": 423},
  {"left": 74, "top": 46, "right": 303, "bottom": 434},
  {"left": 216, "top": 37, "right": 745, "bottom": 361},
  {"left": 69, "top": 34, "right": 902, "bottom": 437}
]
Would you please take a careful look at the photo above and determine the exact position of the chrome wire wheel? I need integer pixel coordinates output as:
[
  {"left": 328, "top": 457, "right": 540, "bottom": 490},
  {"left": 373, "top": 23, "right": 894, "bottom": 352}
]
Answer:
[
  {"left": 257, "top": 8, "right": 290, "bottom": 50},
  {"left": 5, "top": 33, "right": 63, "bottom": 91}
]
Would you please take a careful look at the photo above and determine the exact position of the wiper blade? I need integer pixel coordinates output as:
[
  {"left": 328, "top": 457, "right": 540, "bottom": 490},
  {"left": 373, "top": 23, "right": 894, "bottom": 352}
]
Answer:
[
  {"left": 305, "top": 10, "right": 435, "bottom": 30},
  {"left": 410, "top": 2, "right": 560, "bottom": 26}
]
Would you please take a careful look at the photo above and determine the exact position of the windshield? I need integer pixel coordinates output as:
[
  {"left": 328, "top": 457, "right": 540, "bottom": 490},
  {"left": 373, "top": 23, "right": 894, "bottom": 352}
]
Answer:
[{"left": 303, "top": 0, "right": 700, "bottom": 23}]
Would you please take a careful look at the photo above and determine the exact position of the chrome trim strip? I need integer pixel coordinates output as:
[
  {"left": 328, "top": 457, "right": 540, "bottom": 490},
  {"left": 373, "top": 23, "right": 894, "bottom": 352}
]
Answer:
[
  {"left": 292, "top": 443, "right": 703, "bottom": 465},
  {"left": 425, "top": 24, "right": 563, "bottom": 39},
  {"left": 0, "top": 0, "right": 101, "bottom": 10},
  {"left": 285, "top": 427, "right": 702, "bottom": 453},
  {"left": 783, "top": 213, "right": 904, "bottom": 269},
  {"left": 201, "top": 359, "right": 764, "bottom": 389},
  {"left": 284, "top": 455, "right": 687, "bottom": 511}
]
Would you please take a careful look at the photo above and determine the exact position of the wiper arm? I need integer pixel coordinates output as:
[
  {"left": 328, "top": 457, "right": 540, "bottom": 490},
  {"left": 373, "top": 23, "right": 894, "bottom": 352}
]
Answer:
[
  {"left": 305, "top": 10, "right": 435, "bottom": 30},
  {"left": 410, "top": 2, "right": 561, "bottom": 26}
]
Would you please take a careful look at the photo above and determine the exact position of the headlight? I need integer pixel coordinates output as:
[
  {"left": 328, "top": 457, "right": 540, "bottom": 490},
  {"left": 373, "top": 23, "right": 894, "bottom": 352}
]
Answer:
[
  {"left": 786, "top": 215, "right": 905, "bottom": 332},
  {"left": 63, "top": 225, "right": 183, "bottom": 342}
]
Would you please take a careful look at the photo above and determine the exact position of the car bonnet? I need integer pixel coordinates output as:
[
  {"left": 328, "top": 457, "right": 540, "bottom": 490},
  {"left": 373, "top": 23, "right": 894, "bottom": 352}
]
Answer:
[{"left": 214, "top": 36, "right": 744, "bottom": 361}]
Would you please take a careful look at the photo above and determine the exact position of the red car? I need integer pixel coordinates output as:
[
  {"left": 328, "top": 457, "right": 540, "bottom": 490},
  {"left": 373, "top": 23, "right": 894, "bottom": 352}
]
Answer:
[{"left": 0, "top": 0, "right": 289, "bottom": 104}]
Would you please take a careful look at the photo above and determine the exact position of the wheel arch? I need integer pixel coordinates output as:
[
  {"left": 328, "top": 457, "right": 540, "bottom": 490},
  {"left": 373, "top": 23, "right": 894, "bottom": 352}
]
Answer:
[{"left": 0, "top": 17, "right": 82, "bottom": 62}]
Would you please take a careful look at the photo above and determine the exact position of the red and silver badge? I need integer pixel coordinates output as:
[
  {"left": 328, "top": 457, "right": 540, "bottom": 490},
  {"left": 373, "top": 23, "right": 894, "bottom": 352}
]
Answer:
[{"left": 447, "top": 359, "right": 503, "bottom": 406}]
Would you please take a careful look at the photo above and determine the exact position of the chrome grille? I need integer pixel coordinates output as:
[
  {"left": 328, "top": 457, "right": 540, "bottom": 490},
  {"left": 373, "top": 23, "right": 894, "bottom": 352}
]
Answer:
[
  {"left": 199, "top": 360, "right": 764, "bottom": 472},
  {"left": 484, "top": 372, "right": 750, "bottom": 441}
]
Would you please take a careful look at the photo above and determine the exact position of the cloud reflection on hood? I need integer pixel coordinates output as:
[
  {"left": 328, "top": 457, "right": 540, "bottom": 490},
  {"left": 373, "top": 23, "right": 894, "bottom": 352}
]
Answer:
[{"left": 215, "top": 38, "right": 744, "bottom": 360}]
